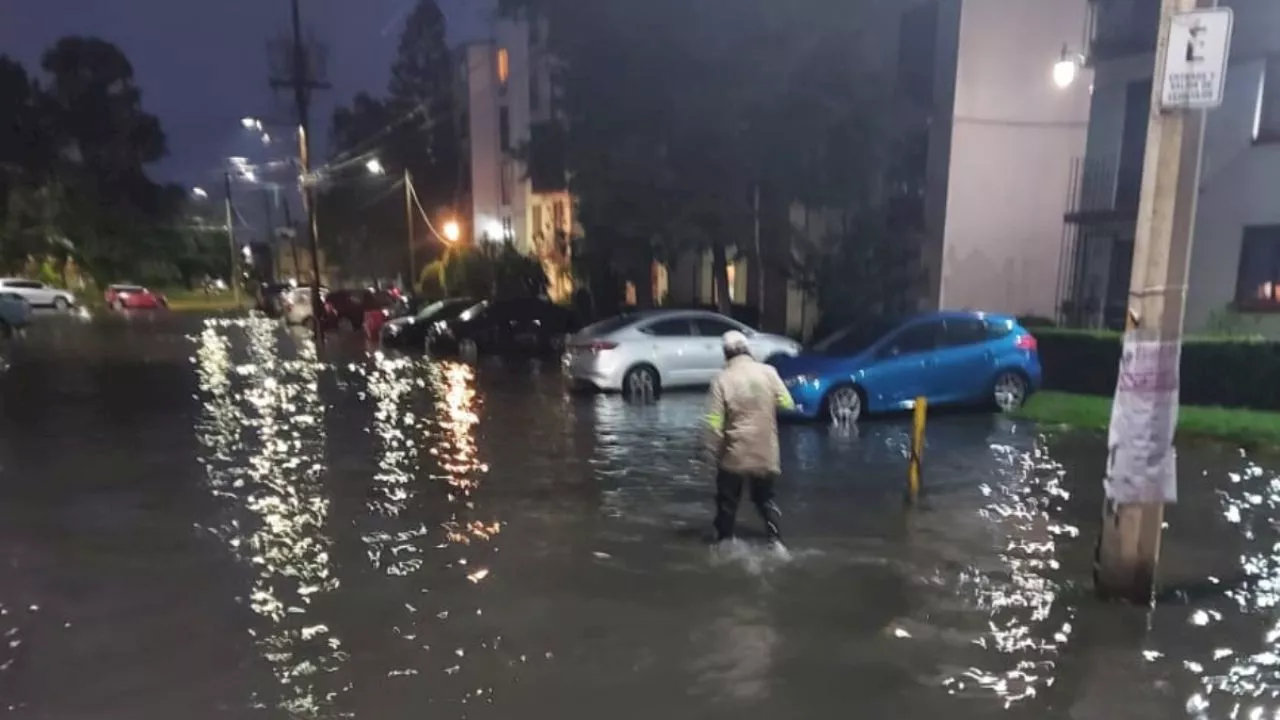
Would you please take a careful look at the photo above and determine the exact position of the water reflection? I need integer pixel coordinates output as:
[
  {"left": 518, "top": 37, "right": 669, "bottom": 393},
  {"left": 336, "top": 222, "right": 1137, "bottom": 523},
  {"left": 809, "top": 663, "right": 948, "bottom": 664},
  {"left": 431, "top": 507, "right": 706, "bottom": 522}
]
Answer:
[
  {"left": 1172, "top": 455, "right": 1280, "bottom": 718},
  {"left": 194, "top": 318, "right": 346, "bottom": 716}
]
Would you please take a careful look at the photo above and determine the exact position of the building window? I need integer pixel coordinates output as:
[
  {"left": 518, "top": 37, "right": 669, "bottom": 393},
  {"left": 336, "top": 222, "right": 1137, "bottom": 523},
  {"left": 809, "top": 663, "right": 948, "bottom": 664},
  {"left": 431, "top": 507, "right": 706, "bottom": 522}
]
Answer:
[
  {"left": 532, "top": 204, "right": 544, "bottom": 235},
  {"left": 1236, "top": 226, "right": 1280, "bottom": 309},
  {"left": 1255, "top": 57, "right": 1280, "bottom": 143},
  {"left": 552, "top": 199, "right": 565, "bottom": 231},
  {"left": 496, "top": 48, "right": 510, "bottom": 87},
  {"left": 499, "top": 106, "right": 511, "bottom": 152}
]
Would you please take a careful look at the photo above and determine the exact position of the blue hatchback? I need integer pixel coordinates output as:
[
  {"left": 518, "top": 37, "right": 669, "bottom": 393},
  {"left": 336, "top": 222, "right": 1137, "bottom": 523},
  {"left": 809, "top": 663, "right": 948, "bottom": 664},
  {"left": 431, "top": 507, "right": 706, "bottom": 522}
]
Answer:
[{"left": 769, "top": 311, "right": 1042, "bottom": 423}]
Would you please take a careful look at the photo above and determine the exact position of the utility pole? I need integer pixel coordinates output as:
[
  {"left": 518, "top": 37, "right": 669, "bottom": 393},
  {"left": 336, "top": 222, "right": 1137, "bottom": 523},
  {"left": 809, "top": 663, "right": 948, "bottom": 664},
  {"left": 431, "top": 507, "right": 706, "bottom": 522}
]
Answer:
[
  {"left": 405, "top": 168, "right": 416, "bottom": 293},
  {"left": 263, "top": 187, "right": 278, "bottom": 279},
  {"left": 1094, "top": 0, "right": 1218, "bottom": 601},
  {"left": 753, "top": 183, "right": 764, "bottom": 324},
  {"left": 223, "top": 171, "right": 241, "bottom": 307},
  {"left": 269, "top": 0, "right": 330, "bottom": 346},
  {"left": 282, "top": 195, "right": 301, "bottom": 281}
]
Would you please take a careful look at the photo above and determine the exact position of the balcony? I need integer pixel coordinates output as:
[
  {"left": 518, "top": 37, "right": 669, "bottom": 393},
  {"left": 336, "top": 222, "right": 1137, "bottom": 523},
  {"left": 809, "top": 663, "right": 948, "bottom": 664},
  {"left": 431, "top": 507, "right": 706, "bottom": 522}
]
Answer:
[
  {"left": 1087, "top": 0, "right": 1160, "bottom": 64},
  {"left": 1063, "top": 154, "right": 1141, "bottom": 225}
]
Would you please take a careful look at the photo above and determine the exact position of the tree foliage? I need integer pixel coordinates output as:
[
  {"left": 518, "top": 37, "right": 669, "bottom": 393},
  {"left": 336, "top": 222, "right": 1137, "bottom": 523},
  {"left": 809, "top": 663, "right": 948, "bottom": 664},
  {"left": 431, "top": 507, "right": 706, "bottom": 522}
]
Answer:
[
  {"left": 0, "top": 38, "right": 192, "bottom": 287},
  {"left": 504, "top": 0, "right": 921, "bottom": 327},
  {"left": 320, "top": 0, "right": 458, "bottom": 282}
]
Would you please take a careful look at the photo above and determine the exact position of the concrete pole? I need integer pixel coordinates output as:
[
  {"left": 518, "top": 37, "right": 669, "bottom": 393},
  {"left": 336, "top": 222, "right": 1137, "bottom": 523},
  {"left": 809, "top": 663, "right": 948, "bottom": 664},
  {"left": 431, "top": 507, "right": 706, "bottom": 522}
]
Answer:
[
  {"left": 223, "top": 171, "right": 240, "bottom": 307},
  {"left": 1094, "top": 0, "right": 1208, "bottom": 602}
]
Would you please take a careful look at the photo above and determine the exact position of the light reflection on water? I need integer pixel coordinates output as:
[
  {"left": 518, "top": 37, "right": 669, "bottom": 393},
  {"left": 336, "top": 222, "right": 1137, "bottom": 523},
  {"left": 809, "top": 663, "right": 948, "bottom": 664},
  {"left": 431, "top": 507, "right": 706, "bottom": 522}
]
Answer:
[
  {"left": 194, "top": 318, "right": 347, "bottom": 716},
  {"left": 13, "top": 313, "right": 1280, "bottom": 717}
]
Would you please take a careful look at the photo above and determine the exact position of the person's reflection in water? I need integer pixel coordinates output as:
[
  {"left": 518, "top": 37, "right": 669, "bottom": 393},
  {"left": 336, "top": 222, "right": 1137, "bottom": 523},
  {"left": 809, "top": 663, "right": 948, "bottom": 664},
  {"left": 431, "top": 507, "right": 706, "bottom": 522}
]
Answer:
[{"left": 690, "top": 601, "right": 779, "bottom": 704}]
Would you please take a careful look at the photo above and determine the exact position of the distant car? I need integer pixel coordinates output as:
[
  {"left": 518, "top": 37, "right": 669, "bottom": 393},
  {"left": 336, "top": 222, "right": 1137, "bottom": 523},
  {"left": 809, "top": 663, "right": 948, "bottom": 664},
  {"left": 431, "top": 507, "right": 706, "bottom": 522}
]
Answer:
[
  {"left": 257, "top": 282, "right": 293, "bottom": 318},
  {"left": 565, "top": 310, "right": 802, "bottom": 394},
  {"left": 428, "top": 298, "right": 580, "bottom": 356},
  {"left": 324, "top": 289, "right": 400, "bottom": 330},
  {"left": 281, "top": 285, "right": 329, "bottom": 327},
  {"left": 381, "top": 297, "right": 476, "bottom": 350},
  {"left": 105, "top": 284, "right": 167, "bottom": 311},
  {"left": 0, "top": 278, "right": 76, "bottom": 311},
  {"left": 0, "top": 292, "right": 32, "bottom": 339},
  {"left": 769, "top": 311, "right": 1042, "bottom": 424}
]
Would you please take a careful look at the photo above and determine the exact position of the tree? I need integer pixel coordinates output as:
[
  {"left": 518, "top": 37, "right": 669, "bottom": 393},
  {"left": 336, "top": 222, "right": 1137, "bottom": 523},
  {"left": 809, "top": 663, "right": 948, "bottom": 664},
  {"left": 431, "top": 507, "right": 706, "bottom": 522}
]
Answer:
[
  {"left": 503, "top": 0, "right": 905, "bottom": 321},
  {"left": 320, "top": 0, "right": 458, "bottom": 283},
  {"left": 38, "top": 37, "right": 173, "bottom": 284}
]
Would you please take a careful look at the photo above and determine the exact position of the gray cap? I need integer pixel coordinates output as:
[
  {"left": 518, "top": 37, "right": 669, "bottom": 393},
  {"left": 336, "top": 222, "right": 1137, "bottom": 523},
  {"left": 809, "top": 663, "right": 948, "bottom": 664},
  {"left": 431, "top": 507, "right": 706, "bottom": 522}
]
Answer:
[{"left": 722, "top": 330, "right": 749, "bottom": 353}]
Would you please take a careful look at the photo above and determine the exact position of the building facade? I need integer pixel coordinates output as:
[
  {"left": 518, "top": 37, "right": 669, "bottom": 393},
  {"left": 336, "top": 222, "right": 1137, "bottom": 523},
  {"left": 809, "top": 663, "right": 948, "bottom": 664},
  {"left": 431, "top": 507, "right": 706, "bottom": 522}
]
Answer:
[
  {"left": 455, "top": 14, "right": 574, "bottom": 300},
  {"left": 917, "top": 0, "right": 1093, "bottom": 320},
  {"left": 1061, "top": 0, "right": 1280, "bottom": 334}
]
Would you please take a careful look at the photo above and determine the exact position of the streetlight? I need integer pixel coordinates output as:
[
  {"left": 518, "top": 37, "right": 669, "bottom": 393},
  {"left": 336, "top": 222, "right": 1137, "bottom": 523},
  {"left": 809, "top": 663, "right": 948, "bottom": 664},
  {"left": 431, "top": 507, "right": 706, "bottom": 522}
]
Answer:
[
  {"left": 366, "top": 158, "right": 386, "bottom": 176},
  {"left": 241, "top": 117, "right": 263, "bottom": 131},
  {"left": 1053, "top": 45, "right": 1084, "bottom": 89},
  {"left": 192, "top": 187, "right": 209, "bottom": 199},
  {"left": 443, "top": 219, "right": 461, "bottom": 243}
]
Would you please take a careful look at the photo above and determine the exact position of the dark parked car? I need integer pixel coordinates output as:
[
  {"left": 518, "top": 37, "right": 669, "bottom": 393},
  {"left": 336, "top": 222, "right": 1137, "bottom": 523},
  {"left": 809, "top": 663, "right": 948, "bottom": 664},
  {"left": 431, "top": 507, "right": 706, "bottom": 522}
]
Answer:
[
  {"left": 324, "top": 289, "right": 401, "bottom": 330},
  {"left": 381, "top": 297, "right": 476, "bottom": 350},
  {"left": 428, "top": 298, "right": 581, "bottom": 356}
]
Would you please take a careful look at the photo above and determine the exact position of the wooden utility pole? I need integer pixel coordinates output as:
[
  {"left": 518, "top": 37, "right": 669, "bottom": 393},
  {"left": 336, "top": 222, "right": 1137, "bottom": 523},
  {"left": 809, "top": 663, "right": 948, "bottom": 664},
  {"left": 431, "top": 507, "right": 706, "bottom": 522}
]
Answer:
[
  {"left": 223, "top": 171, "right": 240, "bottom": 307},
  {"left": 405, "top": 168, "right": 415, "bottom": 293},
  {"left": 1094, "top": 0, "right": 1213, "bottom": 602},
  {"left": 269, "top": 0, "right": 330, "bottom": 346},
  {"left": 282, "top": 195, "right": 301, "bottom": 281}
]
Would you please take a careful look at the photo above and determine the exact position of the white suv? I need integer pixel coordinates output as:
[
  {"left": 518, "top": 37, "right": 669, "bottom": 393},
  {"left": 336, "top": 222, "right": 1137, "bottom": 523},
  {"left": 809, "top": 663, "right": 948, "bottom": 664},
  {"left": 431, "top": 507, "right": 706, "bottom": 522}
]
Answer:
[{"left": 0, "top": 279, "right": 76, "bottom": 311}]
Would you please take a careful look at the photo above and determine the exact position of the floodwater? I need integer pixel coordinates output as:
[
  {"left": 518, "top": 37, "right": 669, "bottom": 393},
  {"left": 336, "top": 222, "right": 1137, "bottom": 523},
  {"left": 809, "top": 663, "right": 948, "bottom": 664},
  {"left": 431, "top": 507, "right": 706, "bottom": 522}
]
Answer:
[{"left": 0, "top": 314, "right": 1278, "bottom": 719}]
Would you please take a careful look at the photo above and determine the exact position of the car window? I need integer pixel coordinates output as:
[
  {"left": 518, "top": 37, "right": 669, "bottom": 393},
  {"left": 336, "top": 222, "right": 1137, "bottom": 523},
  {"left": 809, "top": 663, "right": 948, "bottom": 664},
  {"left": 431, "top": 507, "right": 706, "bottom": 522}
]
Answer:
[
  {"left": 986, "top": 318, "right": 1014, "bottom": 339},
  {"left": 9, "top": 281, "right": 41, "bottom": 290},
  {"left": 692, "top": 317, "right": 742, "bottom": 338},
  {"left": 878, "top": 321, "right": 942, "bottom": 359},
  {"left": 942, "top": 317, "right": 988, "bottom": 347},
  {"left": 643, "top": 318, "right": 694, "bottom": 337},
  {"left": 580, "top": 315, "right": 640, "bottom": 337}
]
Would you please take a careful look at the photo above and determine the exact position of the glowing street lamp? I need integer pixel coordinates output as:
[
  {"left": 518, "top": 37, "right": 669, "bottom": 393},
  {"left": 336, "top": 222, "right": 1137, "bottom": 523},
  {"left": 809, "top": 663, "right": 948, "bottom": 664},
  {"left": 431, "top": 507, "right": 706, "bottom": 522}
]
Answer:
[
  {"left": 191, "top": 186, "right": 209, "bottom": 199},
  {"left": 442, "top": 219, "right": 461, "bottom": 243},
  {"left": 1053, "top": 45, "right": 1084, "bottom": 89},
  {"left": 365, "top": 158, "right": 386, "bottom": 176},
  {"left": 241, "top": 117, "right": 264, "bottom": 131}
]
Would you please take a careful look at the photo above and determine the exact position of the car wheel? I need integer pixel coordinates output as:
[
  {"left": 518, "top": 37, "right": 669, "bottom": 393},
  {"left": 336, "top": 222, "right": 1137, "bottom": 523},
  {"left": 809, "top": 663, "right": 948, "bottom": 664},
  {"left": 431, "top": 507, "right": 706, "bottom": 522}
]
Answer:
[
  {"left": 53, "top": 297, "right": 70, "bottom": 312},
  {"left": 623, "top": 365, "right": 660, "bottom": 399},
  {"left": 825, "top": 385, "right": 863, "bottom": 425},
  {"left": 993, "top": 371, "right": 1029, "bottom": 413}
]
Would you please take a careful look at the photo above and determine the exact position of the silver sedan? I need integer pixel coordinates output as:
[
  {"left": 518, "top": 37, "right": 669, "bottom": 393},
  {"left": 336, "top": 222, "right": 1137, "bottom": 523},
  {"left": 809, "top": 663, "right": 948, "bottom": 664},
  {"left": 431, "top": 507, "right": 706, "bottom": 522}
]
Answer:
[{"left": 565, "top": 310, "right": 801, "bottom": 394}]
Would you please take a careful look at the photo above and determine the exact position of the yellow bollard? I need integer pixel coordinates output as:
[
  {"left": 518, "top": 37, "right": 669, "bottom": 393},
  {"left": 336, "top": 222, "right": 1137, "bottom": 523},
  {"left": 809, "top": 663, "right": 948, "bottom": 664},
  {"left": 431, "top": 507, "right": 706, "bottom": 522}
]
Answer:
[{"left": 907, "top": 396, "right": 927, "bottom": 503}]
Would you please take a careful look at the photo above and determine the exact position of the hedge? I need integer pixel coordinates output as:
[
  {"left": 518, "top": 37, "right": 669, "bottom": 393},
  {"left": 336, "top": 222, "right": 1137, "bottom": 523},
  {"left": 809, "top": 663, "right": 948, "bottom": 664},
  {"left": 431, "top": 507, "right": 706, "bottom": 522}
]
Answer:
[{"left": 1034, "top": 329, "right": 1280, "bottom": 412}]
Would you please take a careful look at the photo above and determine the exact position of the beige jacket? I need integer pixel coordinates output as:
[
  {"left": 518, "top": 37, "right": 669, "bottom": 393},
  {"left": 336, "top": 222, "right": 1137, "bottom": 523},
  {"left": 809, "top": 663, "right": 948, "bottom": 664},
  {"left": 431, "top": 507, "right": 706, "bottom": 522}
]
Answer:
[{"left": 704, "top": 354, "right": 795, "bottom": 476}]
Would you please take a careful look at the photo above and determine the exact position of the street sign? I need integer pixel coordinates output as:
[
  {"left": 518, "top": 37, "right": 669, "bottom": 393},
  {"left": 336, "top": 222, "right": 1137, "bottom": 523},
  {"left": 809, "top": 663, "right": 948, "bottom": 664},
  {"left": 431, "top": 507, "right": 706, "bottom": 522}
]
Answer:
[{"left": 1160, "top": 7, "right": 1234, "bottom": 111}]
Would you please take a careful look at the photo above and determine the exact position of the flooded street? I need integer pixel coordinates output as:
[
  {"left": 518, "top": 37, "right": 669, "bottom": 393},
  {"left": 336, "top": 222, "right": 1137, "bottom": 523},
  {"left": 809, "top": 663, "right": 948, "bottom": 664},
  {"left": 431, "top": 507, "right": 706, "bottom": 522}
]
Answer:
[{"left": 2, "top": 314, "right": 1280, "bottom": 719}]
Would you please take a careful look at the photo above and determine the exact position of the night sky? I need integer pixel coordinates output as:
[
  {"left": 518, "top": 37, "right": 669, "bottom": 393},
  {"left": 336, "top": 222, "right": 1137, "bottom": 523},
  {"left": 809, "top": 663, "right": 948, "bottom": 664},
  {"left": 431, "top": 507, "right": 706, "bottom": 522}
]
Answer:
[{"left": 0, "top": 0, "right": 490, "bottom": 193}]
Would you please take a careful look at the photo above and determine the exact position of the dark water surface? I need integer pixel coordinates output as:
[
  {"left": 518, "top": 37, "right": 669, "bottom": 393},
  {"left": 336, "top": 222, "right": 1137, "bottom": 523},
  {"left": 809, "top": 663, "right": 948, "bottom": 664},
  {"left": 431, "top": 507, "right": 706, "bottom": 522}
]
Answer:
[{"left": 0, "top": 314, "right": 1278, "bottom": 719}]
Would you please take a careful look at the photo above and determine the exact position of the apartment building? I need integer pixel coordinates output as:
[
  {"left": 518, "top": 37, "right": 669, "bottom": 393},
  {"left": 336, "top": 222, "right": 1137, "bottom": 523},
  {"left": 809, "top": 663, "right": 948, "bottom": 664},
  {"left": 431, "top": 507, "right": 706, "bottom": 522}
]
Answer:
[
  {"left": 454, "top": 14, "right": 574, "bottom": 300},
  {"left": 1060, "top": 0, "right": 1280, "bottom": 333}
]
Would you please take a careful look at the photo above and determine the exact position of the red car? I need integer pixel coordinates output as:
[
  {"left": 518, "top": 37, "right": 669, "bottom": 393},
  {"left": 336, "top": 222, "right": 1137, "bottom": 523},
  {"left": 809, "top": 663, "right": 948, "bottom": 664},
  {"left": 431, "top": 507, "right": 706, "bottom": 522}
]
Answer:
[{"left": 105, "top": 284, "right": 167, "bottom": 310}]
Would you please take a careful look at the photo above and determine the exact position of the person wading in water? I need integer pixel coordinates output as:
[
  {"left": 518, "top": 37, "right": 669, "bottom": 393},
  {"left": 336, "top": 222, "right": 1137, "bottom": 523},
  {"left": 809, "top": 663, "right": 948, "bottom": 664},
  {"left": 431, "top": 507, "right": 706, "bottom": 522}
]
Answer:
[{"left": 703, "top": 330, "right": 795, "bottom": 547}]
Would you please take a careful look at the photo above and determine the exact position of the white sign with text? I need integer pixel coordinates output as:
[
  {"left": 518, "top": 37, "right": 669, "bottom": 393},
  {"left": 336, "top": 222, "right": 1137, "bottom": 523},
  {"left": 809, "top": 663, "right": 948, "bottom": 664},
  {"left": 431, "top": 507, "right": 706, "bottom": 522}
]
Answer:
[
  {"left": 1160, "top": 7, "right": 1234, "bottom": 111},
  {"left": 1105, "top": 335, "right": 1181, "bottom": 504}
]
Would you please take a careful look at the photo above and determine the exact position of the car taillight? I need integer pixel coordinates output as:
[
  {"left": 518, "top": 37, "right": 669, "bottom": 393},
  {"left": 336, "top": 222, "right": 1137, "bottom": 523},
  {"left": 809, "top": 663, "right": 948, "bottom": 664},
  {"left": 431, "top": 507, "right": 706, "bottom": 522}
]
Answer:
[
  {"left": 573, "top": 340, "right": 617, "bottom": 353},
  {"left": 1015, "top": 334, "right": 1037, "bottom": 351}
]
